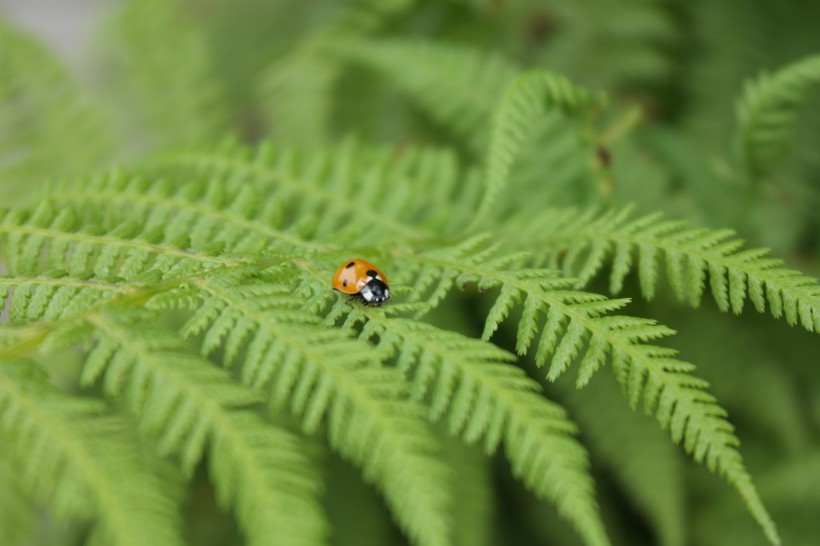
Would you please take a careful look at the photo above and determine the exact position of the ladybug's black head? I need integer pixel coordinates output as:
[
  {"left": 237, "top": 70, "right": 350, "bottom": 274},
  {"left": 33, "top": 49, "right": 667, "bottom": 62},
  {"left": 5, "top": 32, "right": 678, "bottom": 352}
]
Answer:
[{"left": 359, "top": 278, "right": 389, "bottom": 305}]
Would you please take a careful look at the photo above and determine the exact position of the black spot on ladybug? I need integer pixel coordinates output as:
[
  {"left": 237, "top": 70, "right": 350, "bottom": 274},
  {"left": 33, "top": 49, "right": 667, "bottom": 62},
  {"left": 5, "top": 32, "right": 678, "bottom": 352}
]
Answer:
[
  {"left": 342, "top": 279, "right": 348, "bottom": 287},
  {"left": 366, "top": 270, "right": 378, "bottom": 278},
  {"left": 346, "top": 262, "right": 356, "bottom": 269}
]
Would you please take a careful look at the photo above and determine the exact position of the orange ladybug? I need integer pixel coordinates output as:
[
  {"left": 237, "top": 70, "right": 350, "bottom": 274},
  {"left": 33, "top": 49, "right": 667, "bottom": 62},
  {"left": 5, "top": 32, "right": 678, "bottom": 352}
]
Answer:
[{"left": 331, "top": 259, "right": 390, "bottom": 305}]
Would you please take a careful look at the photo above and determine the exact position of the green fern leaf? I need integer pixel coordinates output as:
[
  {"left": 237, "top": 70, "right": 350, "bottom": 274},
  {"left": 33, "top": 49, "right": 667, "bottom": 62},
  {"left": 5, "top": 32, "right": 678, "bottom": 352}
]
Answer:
[
  {"left": 0, "top": 271, "right": 132, "bottom": 323},
  {"left": 83, "top": 312, "right": 328, "bottom": 546},
  {"left": 151, "top": 139, "right": 453, "bottom": 241},
  {"left": 0, "top": 363, "right": 184, "bottom": 546},
  {"left": 397, "top": 248, "right": 779, "bottom": 546},
  {"left": 0, "top": 201, "right": 238, "bottom": 279},
  {"left": 471, "top": 69, "right": 606, "bottom": 230},
  {"left": 734, "top": 53, "right": 820, "bottom": 179},
  {"left": 50, "top": 169, "right": 325, "bottom": 253},
  {"left": 505, "top": 207, "right": 820, "bottom": 332},
  {"left": 351, "top": 312, "right": 611, "bottom": 546},
  {"left": 166, "top": 270, "right": 452, "bottom": 546}
]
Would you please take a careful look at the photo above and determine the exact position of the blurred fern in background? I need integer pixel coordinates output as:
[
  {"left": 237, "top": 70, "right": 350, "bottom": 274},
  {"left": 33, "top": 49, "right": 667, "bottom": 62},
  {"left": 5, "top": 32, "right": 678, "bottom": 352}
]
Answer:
[{"left": 1, "top": 1, "right": 819, "bottom": 545}]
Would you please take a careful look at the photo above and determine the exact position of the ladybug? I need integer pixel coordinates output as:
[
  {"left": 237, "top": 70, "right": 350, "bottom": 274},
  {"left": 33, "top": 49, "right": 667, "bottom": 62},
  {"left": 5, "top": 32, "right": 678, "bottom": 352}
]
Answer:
[{"left": 331, "top": 259, "right": 390, "bottom": 305}]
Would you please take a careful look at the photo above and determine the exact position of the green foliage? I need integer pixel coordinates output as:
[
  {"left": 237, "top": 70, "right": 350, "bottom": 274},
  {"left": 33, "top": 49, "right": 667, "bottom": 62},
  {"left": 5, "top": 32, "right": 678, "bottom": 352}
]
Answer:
[
  {"left": 503, "top": 207, "right": 820, "bottom": 331},
  {"left": 334, "top": 39, "right": 519, "bottom": 154},
  {"left": 474, "top": 69, "right": 605, "bottom": 229},
  {"left": 556, "top": 371, "right": 685, "bottom": 546},
  {"left": 1, "top": 2, "right": 819, "bottom": 546},
  {"left": 0, "top": 17, "right": 112, "bottom": 203},
  {"left": 349, "top": 313, "right": 609, "bottom": 546},
  {"left": 735, "top": 54, "right": 820, "bottom": 180},
  {"left": 0, "top": 363, "right": 183, "bottom": 546},
  {"left": 97, "top": 0, "right": 229, "bottom": 149}
]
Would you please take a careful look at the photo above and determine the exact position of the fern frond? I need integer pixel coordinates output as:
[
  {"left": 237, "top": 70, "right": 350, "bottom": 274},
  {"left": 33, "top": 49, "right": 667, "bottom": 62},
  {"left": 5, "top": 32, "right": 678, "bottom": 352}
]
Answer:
[
  {"left": 0, "top": 271, "right": 134, "bottom": 324},
  {"left": 351, "top": 313, "right": 611, "bottom": 546},
  {"left": 83, "top": 312, "right": 328, "bottom": 546},
  {"left": 50, "top": 169, "right": 327, "bottom": 253},
  {"left": 0, "top": 363, "right": 183, "bottom": 546},
  {"left": 734, "top": 53, "right": 820, "bottom": 179},
  {"left": 0, "top": 17, "right": 112, "bottom": 200},
  {"left": 397, "top": 250, "right": 779, "bottom": 545},
  {"left": 0, "top": 201, "right": 240, "bottom": 279},
  {"left": 165, "top": 271, "right": 452, "bottom": 546},
  {"left": 506, "top": 207, "right": 820, "bottom": 332},
  {"left": 151, "top": 139, "right": 461, "bottom": 240},
  {"left": 335, "top": 39, "right": 518, "bottom": 153},
  {"left": 472, "top": 69, "right": 606, "bottom": 229}
]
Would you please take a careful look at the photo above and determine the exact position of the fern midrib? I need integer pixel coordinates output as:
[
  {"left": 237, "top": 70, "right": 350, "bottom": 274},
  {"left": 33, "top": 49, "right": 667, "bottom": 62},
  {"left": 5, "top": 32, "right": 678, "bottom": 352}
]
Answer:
[
  {"left": 165, "top": 152, "right": 431, "bottom": 240},
  {"left": 50, "top": 189, "right": 329, "bottom": 251},
  {"left": 0, "top": 377, "right": 143, "bottom": 546},
  {"left": 0, "top": 224, "right": 242, "bottom": 266}
]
